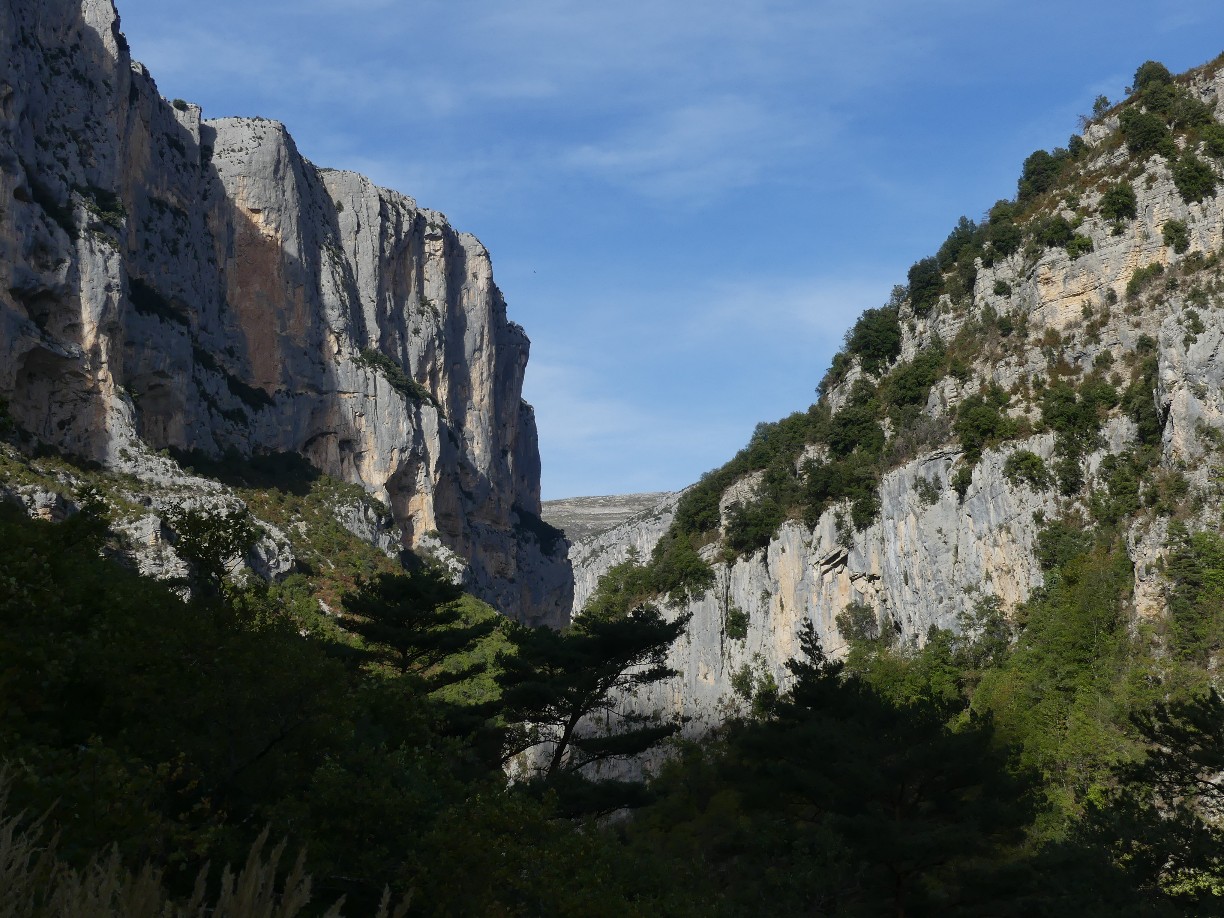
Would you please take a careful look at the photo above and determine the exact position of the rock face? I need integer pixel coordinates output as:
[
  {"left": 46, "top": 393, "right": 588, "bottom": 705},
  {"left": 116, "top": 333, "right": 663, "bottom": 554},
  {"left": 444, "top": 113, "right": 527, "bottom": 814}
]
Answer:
[
  {"left": 573, "top": 62, "right": 1224, "bottom": 730},
  {"left": 0, "top": 0, "right": 570, "bottom": 625}
]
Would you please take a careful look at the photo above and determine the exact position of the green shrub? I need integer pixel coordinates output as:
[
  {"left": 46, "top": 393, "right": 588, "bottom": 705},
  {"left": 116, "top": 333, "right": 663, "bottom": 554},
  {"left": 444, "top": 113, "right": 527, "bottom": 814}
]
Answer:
[
  {"left": 1065, "top": 234, "right": 1094, "bottom": 259},
  {"left": 1164, "top": 525, "right": 1224, "bottom": 662},
  {"left": 1201, "top": 122, "right": 1224, "bottom": 158},
  {"left": 907, "top": 257, "right": 943, "bottom": 315},
  {"left": 1123, "top": 354, "right": 1162, "bottom": 445},
  {"left": 951, "top": 466, "right": 974, "bottom": 502},
  {"left": 1132, "top": 60, "right": 1173, "bottom": 93},
  {"left": 649, "top": 529, "right": 715, "bottom": 601},
  {"left": 985, "top": 200, "right": 1022, "bottom": 258},
  {"left": 913, "top": 476, "right": 941, "bottom": 506},
  {"left": 879, "top": 344, "right": 944, "bottom": 421},
  {"left": 936, "top": 216, "right": 982, "bottom": 271},
  {"left": 1034, "top": 215, "right": 1074, "bottom": 249},
  {"left": 1119, "top": 108, "right": 1175, "bottom": 159},
  {"left": 827, "top": 381, "right": 884, "bottom": 459},
  {"left": 836, "top": 601, "right": 892, "bottom": 646},
  {"left": 1091, "top": 452, "right": 1143, "bottom": 526},
  {"left": 81, "top": 185, "right": 127, "bottom": 231},
  {"left": 1098, "top": 182, "right": 1137, "bottom": 225},
  {"left": 1003, "top": 450, "right": 1050, "bottom": 490},
  {"left": 1040, "top": 376, "right": 1116, "bottom": 496},
  {"left": 828, "top": 402, "right": 884, "bottom": 459},
  {"left": 802, "top": 459, "right": 879, "bottom": 530},
  {"left": 723, "top": 499, "right": 784, "bottom": 558},
  {"left": 953, "top": 385, "right": 1016, "bottom": 462},
  {"left": 993, "top": 280, "right": 1012, "bottom": 297},
  {"left": 843, "top": 306, "right": 902, "bottom": 375},
  {"left": 1162, "top": 218, "right": 1190, "bottom": 253},
  {"left": 1172, "top": 153, "right": 1216, "bottom": 203},
  {"left": 1018, "top": 149, "right": 1070, "bottom": 201},
  {"left": 1126, "top": 262, "right": 1164, "bottom": 298},
  {"left": 1034, "top": 517, "right": 1091, "bottom": 570},
  {"left": 726, "top": 606, "right": 749, "bottom": 640}
]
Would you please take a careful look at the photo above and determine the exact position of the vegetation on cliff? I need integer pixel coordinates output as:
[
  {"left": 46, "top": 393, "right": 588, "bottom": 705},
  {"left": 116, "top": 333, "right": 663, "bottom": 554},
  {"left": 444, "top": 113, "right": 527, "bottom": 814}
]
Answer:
[
  {"left": 607, "top": 53, "right": 1224, "bottom": 607},
  {"left": 7, "top": 494, "right": 1224, "bottom": 913}
]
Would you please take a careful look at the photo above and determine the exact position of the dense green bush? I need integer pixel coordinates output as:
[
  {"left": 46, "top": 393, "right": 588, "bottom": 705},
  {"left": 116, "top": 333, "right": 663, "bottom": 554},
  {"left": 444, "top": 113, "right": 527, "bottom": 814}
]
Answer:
[
  {"left": 1201, "top": 122, "right": 1224, "bottom": 158},
  {"left": 878, "top": 343, "right": 945, "bottom": 422},
  {"left": 828, "top": 401, "right": 884, "bottom": 459},
  {"left": 723, "top": 499, "right": 785, "bottom": 558},
  {"left": 649, "top": 529, "right": 716, "bottom": 600},
  {"left": 725, "top": 606, "right": 750, "bottom": 640},
  {"left": 1018, "top": 148, "right": 1070, "bottom": 201},
  {"left": 936, "top": 216, "right": 981, "bottom": 271},
  {"left": 1122, "top": 354, "right": 1162, "bottom": 446},
  {"left": 1164, "top": 525, "right": 1224, "bottom": 663},
  {"left": 1132, "top": 60, "right": 1173, "bottom": 93},
  {"left": 1065, "top": 233, "right": 1094, "bottom": 259},
  {"left": 842, "top": 305, "right": 902, "bottom": 375},
  {"left": 1119, "top": 108, "right": 1175, "bottom": 159},
  {"left": 357, "top": 348, "right": 438, "bottom": 407},
  {"left": 907, "top": 257, "right": 943, "bottom": 315},
  {"left": 1098, "top": 182, "right": 1137, "bottom": 226},
  {"left": 1040, "top": 376, "right": 1118, "bottom": 496},
  {"left": 954, "top": 384, "right": 1017, "bottom": 462},
  {"left": 1172, "top": 153, "right": 1216, "bottom": 203},
  {"left": 951, "top": 465, "right": 974, "bottom": 502},
  {"left": 1091, "top": 451, "right": 1143, "bottom": 527},
  {"left": 1034, "top": 215, "right": 1075, "bottom": 249},
  {"left": 1162, "top": 218, "right": 1190, "bottom": 253},
  {"left": 1003, "top": 449, "right": 1051, "bottom": 490},
  {"left": 984, "top": 200, "right": 1023, "bottom": 259},
  {"left": 802, "top": 458, "right": 879, "bottom": 530}
]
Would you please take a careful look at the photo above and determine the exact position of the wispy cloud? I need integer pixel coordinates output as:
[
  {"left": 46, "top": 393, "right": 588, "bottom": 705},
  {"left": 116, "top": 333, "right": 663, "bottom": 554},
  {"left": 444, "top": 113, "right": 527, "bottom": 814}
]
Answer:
[{"left": 561, "top": 96, "right": 828, "bottom": 202}]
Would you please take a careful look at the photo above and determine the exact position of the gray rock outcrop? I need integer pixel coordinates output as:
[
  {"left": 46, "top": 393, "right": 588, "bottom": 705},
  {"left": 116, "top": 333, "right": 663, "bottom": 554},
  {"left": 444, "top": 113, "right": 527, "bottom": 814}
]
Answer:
[{"left": 0, "top": 0, "right": 570, "bottom": 624}]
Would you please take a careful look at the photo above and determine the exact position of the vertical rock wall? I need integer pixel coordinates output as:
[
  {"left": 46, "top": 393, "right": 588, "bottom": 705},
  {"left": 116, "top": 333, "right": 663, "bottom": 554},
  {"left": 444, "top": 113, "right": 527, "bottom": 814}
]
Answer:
[{"left": 0, "top": 0, "right": 570, "bottom": 625}]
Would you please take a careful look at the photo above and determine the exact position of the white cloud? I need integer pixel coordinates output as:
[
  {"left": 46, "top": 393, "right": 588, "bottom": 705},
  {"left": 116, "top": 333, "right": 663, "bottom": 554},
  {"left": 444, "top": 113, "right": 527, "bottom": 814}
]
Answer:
[{"left": 561, "top": 96, "right": 825, "bottom": 201}]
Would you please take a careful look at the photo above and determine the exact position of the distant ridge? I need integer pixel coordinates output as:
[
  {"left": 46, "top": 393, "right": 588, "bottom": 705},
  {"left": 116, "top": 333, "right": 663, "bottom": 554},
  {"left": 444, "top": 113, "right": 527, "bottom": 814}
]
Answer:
[{"left": 542, "top": 492, "right": 672, "bottom": 543}]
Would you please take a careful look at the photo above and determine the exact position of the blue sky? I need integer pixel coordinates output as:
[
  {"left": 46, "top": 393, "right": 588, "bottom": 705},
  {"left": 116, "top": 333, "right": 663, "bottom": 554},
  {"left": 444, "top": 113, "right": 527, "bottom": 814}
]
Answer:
[{"left": 114, "top": 0, "right": 1224, "bottom": 499}]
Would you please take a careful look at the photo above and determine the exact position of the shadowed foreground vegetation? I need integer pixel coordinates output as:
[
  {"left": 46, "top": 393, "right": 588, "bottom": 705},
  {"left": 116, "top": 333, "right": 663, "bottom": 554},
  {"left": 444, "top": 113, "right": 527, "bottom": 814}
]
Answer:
[{"left": 3, "top": 497, "right": 1224, "bottom": 915}]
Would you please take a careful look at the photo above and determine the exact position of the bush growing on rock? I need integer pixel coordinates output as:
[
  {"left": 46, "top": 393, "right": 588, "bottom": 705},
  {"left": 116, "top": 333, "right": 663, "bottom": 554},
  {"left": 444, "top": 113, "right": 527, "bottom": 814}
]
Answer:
[
  {"left": 907, "top": 257, "right": 943, "bottom": 315},
  {"left": 954, "top": 384, "right": 1017, "bottom": 462},
  {"left": 1163, "top": 218, "right": 1190, "bottom": 253},
  {"left": 1172, "top": 153, "right": 1216, "bottom": 203},
  {"left": 1004, "top": 449, "right": 1051, "bottom": 490},
  {"left": 1099, "top": 181, "right": 1137, "bottom": 227}
]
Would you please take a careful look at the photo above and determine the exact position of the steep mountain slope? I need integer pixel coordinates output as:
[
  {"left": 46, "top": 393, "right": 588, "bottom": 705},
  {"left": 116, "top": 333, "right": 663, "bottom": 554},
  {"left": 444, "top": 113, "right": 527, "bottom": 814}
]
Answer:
[
  {"left": 0, "top": 0, "right": 570, "bottom": 624},
  {"left": 574, "top": 56, "right": 1224, "bottom": 729}
]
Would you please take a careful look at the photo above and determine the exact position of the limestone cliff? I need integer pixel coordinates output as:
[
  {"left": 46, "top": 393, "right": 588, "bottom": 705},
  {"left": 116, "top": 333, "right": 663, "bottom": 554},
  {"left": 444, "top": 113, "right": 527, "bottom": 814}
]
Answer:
[
  {"left": 572, "top": 58, "right": 1224, "bottom": 730},
  {"left": 0, "top": 0, "right": 570, "bottom": 625}
]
